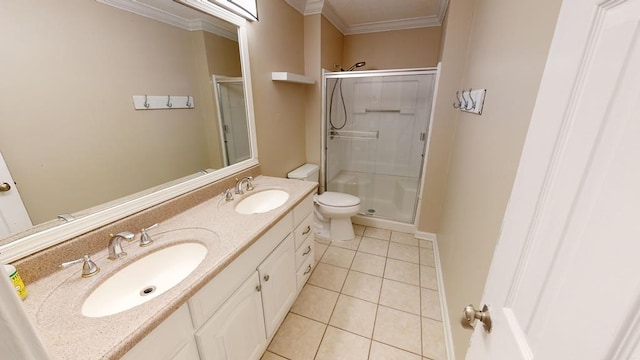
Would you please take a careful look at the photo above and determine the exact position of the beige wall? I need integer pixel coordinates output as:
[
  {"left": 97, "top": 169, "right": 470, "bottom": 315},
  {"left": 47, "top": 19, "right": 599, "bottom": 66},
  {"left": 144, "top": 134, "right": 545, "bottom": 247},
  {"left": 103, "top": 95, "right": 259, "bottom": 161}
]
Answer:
[
  {"left": 246, "top": 0, "right": 307, "bottom": 177},
  {"left": 428, "top": 0, "right": 562, "bottom": 357},
  {"left": 344, "top": 27, "right": 442, "bottom": 70},
  {"left": 304, "top": 14, "right": 323, "bottom": 174},
  {"left": 0, "top": 1, "right": 222, "bottom": 224}
]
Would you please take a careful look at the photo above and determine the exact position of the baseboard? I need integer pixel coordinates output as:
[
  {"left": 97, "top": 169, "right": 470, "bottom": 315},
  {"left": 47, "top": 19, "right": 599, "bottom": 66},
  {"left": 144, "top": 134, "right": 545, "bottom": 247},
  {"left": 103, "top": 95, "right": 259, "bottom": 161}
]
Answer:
[
  {"left": 415, "top": 231, "right": 437, "bottom": 242},
  {"left": 431, "top": 234, "right": 456, "bottom": 360}
]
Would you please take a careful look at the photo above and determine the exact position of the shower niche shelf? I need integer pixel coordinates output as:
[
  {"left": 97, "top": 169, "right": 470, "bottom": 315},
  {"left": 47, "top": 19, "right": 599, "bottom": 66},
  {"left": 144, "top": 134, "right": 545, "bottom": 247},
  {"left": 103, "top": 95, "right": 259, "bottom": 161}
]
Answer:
[{"left": 271, "top": 72, "right": 315, "bottom": 84}]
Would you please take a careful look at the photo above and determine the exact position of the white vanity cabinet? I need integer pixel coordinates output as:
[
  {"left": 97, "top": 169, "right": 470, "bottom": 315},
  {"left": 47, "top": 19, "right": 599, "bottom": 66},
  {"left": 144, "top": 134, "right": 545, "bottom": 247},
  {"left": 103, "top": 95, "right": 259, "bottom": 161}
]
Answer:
[
  {"left": 122, "top": 192, "right": 316, "bottom": 360},
  {"left": 121, "top": 304, "right": 199, "bottom": 360},
  {"left": 195, "top": 272, "right": 266, "bottom": 360},
  {"left": 292, "top": 196, "right": 315, "bottom": 292},
  {"left": 258, "top": 234, "right": 296, "bottom": 338}
]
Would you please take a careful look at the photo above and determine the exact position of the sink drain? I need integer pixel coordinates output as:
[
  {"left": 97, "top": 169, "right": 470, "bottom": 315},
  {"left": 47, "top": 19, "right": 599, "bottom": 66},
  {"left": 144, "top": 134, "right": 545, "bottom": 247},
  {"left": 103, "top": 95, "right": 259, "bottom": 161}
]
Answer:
[{"left": 140, "top": 286, "right": 156, "bottom": 296}]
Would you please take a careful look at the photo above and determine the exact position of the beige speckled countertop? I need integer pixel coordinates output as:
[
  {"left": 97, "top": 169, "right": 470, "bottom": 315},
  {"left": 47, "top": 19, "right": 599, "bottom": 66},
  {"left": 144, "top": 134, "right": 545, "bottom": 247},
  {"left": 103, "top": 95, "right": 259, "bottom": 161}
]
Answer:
[{"left": 21, "top": 175, "right": 317, "bottom": 360}]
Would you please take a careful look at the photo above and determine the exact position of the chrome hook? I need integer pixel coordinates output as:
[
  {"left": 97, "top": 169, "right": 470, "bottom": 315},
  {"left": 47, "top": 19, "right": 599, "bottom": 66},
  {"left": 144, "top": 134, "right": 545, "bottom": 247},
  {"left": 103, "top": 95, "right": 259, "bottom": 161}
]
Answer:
[
  {"left": 460, "top": 90, "right": 470, "bottom": 109},
  {"left": 166, "top": 95, "right": 172, "bottom": 108},
  {"left": 143, "top": 95, "right": 150, "bottom": 109},
  {"left": 186, "top": 96, "right": 192, "bottom": 108},
  {"left": 466, "top": 89, "right": 476, "bottom": 110},
  {"left": 453, "top": 91, "right": 463, "bottom": 109}
]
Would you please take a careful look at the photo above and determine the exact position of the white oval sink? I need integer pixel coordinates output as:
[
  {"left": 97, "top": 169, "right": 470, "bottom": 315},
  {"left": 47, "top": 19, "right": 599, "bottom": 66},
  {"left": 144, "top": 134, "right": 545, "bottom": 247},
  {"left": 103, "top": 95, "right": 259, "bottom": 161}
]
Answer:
[
  {"left": 82, "top": 242, "right": 207, "bottom": 318},
  {"left": 235, "top": 189, "right": 289, "bottom": 214}
]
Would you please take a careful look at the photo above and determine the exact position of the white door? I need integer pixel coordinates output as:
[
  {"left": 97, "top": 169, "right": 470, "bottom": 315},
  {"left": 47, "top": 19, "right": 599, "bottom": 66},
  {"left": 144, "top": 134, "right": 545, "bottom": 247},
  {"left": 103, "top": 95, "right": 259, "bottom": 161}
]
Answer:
[
  {"left": 0, "top": 152, "right": 31, "bottom": 237},
  {"left": 466, "top": 0, "right": 640, "bottom": 358}
]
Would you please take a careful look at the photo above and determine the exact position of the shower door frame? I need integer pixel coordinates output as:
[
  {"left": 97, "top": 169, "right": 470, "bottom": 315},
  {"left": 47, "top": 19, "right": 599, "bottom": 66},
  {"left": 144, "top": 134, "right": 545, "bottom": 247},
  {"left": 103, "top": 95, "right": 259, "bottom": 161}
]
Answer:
[{"left": 321, "top": 66, "right": 440, "bottom": 232}]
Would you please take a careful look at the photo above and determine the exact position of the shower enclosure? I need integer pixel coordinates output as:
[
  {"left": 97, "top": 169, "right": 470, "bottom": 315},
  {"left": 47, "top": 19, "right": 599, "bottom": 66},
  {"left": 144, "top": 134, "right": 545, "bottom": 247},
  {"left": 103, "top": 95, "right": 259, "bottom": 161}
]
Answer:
[{"left": 323, "top": 68, "right": 437, "bottom": 226}]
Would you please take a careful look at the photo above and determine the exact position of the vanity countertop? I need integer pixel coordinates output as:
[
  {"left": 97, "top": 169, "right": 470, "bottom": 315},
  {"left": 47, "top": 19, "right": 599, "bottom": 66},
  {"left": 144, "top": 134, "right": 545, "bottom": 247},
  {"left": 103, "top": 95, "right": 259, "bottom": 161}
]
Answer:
[{"left": 20, "top": 176, "right": 317, "bottom": 360}]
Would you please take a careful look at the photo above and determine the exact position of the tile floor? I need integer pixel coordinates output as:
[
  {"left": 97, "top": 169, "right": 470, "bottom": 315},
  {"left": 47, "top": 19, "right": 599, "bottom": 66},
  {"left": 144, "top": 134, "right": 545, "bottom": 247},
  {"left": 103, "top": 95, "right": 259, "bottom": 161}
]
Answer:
[{"left": 262, "top": 225, "right": 446, "bottom": 360}]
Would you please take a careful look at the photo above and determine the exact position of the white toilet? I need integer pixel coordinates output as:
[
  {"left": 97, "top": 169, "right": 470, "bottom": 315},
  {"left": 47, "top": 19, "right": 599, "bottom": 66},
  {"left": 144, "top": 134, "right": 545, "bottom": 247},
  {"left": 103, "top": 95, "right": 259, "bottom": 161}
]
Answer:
[{"left": 287, "top": 164, "right": 361, "bottom": 241}]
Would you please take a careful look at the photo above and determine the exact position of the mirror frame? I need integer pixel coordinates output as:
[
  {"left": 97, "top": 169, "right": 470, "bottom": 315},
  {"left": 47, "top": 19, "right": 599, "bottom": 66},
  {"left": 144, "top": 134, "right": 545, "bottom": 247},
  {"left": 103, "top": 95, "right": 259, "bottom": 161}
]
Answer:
[{"left": 0, "top": 5, "right": 258, "bottom": 263}]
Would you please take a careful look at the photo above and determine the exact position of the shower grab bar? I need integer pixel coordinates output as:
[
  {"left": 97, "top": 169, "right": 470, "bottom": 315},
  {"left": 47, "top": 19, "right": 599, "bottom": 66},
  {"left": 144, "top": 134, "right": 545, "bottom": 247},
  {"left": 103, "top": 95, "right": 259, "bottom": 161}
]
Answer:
[
  {"left": 329, "top": 130, "right": 379, "bottom": 140},
  {"left": 364, "top": 109, "right": 401, "bottom": 113}
]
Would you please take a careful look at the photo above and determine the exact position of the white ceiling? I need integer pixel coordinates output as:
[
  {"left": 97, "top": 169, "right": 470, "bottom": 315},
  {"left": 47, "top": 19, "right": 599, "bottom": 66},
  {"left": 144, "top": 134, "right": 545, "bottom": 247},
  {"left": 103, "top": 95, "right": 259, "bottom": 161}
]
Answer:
[{"left": 284, "top": 0, "right": 449, "bottom": 34}]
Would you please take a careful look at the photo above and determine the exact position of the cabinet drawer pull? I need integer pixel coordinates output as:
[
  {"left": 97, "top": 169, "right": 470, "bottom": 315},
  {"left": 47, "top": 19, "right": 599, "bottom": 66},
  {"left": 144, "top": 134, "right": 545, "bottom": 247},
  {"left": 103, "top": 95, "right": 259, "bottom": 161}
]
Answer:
[
  {"left": 302, "top": 245, "right": 312, "bottom": 256},
  {"left": 303, "top": 264, "right": 312, "bottom": 275},
  {"left": 263, "top": 274, "right": 270, "bottom": 282},
  {"left": 255, "top": 285, "right": 262, "bottom": 292},
  {"left": 302, "top": 226, "right": 311, "bottom": 235}
]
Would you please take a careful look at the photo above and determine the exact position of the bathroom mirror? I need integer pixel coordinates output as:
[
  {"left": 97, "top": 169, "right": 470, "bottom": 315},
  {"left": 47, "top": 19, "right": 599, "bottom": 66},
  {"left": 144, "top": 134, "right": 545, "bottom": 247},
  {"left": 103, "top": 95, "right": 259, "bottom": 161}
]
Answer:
[{"left": 0, "top": 0, "right": 257, "bottom": 261}]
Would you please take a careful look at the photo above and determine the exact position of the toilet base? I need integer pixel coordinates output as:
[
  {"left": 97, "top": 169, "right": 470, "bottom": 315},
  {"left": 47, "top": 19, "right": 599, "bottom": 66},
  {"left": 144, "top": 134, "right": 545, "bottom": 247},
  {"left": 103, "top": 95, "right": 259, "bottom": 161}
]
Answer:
[
  {"left": 313, "top": 207, "right": 356, "bottom": 241},
  {"left": 329, "top": 218, "right": 355, "bottom": 241}
]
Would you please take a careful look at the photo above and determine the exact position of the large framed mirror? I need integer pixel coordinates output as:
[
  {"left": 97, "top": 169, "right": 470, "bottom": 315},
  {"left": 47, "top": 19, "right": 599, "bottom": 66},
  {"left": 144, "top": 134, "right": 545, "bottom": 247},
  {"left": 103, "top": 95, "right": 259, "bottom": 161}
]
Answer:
[{"left": 0, "top": 0, "right": 257, "bottom": 262}]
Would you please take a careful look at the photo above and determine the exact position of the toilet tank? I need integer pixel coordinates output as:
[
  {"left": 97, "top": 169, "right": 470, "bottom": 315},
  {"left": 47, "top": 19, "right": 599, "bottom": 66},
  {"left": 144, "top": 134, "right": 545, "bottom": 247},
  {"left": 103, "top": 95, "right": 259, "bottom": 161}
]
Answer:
[{"left": 287, "top": 164, "right": 319, "bottom": 182}]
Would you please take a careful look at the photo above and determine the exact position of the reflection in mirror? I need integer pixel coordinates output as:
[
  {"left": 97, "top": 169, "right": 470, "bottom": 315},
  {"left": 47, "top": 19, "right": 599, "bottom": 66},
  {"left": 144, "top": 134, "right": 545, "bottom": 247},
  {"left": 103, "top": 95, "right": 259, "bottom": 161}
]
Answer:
[
  {"left": 0, "top": 1, "right": 252, "bottom": 246},
  {"left": 213, "top": 76, "right": 250, "bottom": 166}
]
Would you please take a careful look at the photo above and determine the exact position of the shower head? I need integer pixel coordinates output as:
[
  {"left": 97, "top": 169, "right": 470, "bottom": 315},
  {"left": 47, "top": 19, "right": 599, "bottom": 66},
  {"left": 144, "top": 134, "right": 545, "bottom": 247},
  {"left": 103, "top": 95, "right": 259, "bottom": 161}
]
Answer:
[
  {"left": 335, "top": 61, "right": 366, "bottom": 72},
  {"left": 346, "top": 61, "right": 366, "bottom": 71}
]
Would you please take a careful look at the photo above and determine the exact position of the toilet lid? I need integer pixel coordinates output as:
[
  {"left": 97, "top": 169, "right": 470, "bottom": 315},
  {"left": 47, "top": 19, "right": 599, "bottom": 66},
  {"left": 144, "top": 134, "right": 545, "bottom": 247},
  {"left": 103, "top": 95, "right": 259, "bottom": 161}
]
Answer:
[{"left": 316, "top": 192, "right": 360, "bottom": 207}]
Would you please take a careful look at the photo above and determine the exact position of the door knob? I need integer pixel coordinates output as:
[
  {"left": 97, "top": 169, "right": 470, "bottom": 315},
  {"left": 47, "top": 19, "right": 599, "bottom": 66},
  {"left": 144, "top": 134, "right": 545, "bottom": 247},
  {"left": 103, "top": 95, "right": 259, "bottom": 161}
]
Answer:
[
  {"left": 0, "top": 182, "right": 11, "bottom": 192},
  {"left": 462, "top": 304, "right": 492, "bottom": 333}
]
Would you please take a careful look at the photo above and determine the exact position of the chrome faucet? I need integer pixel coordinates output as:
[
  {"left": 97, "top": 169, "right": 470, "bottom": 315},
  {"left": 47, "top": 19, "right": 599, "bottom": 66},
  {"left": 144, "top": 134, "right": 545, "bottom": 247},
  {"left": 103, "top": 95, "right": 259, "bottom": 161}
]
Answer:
[
  {"left": 235, "top": 176, "right": 254, "bottom": 194},
  {"left": 107, "top": 231, "right": 135, "bottom": 260}
]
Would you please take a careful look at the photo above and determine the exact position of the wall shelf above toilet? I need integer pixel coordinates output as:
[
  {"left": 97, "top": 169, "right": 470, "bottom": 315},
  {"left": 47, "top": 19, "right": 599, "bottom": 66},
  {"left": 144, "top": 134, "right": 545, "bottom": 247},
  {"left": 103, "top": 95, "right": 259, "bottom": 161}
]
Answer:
[{"left": 271, "top": 72, "right": 315, "bottom": 84}]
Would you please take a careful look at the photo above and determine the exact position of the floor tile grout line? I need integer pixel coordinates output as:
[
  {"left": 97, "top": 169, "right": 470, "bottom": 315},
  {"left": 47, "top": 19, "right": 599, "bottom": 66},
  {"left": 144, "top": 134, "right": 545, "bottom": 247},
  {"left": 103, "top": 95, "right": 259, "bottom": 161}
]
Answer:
[{"left": 266, "top": 226, "right": 442, "bottom": 360}]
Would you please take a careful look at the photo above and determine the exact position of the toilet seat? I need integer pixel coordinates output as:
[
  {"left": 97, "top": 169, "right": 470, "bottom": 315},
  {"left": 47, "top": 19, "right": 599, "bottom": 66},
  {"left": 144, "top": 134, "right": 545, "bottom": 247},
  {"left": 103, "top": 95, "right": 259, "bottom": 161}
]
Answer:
[{"left": 315, "top": 191, "right": 360, "bottom": 207}]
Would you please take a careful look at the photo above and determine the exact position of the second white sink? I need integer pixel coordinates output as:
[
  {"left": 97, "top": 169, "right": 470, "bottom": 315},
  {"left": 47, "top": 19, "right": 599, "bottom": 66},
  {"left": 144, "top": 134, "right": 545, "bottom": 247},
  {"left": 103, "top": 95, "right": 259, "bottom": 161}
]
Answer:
[
  {"left": 81, "top": 242, "right": 207, "bottom": 318},
  {"left": 235, "top": 189, "right": 289, "bottom": 214}
]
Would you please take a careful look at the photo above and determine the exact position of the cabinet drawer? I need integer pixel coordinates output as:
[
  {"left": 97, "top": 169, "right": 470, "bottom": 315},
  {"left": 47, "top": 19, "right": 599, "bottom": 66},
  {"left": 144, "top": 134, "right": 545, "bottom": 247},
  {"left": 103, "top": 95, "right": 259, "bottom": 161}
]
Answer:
[
  {"left": 293, "top": 192, "right": 314, "bottom": 226},
  {"left": 295, "top": 235, "right": 314, "bottom": 270},
  {"left": 296, "top": 256, "right": 314, "bottom": 291},
  {"left": 293, "top": 213, "right": 313, "bottom": 249}
]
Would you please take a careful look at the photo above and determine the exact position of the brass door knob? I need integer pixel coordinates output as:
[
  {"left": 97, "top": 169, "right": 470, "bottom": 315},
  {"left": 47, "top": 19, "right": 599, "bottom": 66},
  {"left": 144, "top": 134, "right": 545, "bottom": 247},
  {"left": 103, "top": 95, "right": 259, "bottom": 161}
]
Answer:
[
  {"left": 0, "top": 182, "right": 11, "bottom": 192},
  {"left": 462, "top": 304, "right": 492, "bottom": 332}
]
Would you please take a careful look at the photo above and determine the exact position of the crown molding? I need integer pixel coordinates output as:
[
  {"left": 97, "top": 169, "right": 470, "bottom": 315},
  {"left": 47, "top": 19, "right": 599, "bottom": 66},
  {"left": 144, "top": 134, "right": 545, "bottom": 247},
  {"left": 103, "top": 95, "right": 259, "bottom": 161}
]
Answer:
[
  {"left": 284, "top": 0, "right": 449, "bottom": 35},
  {"left": 344, "top": 15, "right": 441, "bottom": 35},
  {"left": 321, "top": 1, "right": 347, "bottom": 33},
  {"left": 96, "top": 0, "right": 238, "bottom": 41},
  {"left": 304, "top": 0, "right": 325, "bottom": 14}
]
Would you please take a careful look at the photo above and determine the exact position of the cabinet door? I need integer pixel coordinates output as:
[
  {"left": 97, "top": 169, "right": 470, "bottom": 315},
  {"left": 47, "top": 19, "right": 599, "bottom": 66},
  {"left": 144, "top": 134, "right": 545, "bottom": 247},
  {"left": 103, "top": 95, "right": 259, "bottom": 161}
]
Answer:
[
  {"left": 258, "top": 234, "right": 297, "bottom": 338},
  {"left": 195, "top": 272, "right": 266, "bottom": 360},
  {"left": 121, "top": 304, "right": 197, "bottom": 360}
]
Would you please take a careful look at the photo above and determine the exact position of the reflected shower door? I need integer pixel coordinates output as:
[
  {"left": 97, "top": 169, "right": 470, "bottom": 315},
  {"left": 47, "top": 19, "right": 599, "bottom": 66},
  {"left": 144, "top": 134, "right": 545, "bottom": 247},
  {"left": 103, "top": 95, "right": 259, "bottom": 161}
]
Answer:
[
  {"left": 325, "top": 70, "right": 436, "bottom": 224},
  {"left": 214, "top": 76, "right": 250, "bottom": 166}
]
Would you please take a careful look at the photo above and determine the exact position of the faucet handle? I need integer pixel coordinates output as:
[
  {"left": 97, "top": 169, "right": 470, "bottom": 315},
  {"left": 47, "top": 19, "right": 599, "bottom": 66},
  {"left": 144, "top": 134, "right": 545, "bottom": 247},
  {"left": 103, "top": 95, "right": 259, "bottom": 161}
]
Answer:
[
  {"left": 223, "top": 188, "right": 234, "bottom": 201},
  {"left": 245, "top": 176, "right": 254, "bottom": 191},
  {"left": 140, "top": 224, "right": 158, "bottom": 247},
  {"left": 60, "top": 255, "right": 100, "bottom": 278}
]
